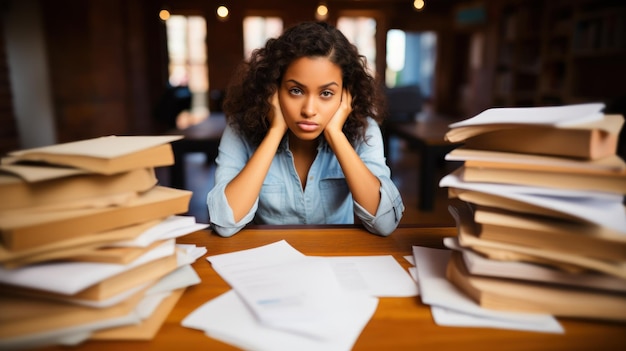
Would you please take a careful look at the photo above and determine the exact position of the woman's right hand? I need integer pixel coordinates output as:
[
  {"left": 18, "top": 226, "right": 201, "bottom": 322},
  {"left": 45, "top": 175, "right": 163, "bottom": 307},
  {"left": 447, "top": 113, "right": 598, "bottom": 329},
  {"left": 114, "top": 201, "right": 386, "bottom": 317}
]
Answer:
[{"left": 268, "top": 91, "right": 288, "bottom": 134}]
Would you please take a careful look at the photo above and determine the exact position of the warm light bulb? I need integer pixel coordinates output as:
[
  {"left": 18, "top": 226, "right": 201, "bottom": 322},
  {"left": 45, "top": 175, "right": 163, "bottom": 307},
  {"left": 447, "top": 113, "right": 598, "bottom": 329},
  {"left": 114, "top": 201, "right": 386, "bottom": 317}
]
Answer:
[
  {"left": 159, "top": 9, "right": 170, "bottom": 21},
  {"left": 316, "top": 4, "right": 328, "bottom": 20},
  {"left": 414, "top": 0, "right": 425, "bottom": 11},
  {"left": 317, "top": 5, "right": 328, "bottom": 17},
  {"left": 217, "top": 6, "right": 229, "bottom": 19}
]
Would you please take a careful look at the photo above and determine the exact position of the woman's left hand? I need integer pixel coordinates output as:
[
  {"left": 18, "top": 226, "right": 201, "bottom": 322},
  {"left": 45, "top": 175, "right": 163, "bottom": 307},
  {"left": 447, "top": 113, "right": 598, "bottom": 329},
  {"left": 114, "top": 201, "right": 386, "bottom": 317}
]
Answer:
[{"left": 325, "top": 89, "right": 353, "bottom": 136}]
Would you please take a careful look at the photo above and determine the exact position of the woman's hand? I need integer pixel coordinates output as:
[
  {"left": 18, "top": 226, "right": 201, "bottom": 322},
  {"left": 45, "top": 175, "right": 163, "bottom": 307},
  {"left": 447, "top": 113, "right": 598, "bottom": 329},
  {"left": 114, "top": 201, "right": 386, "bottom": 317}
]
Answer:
[
  {"left": 324, "top": 89, "right": 353, "bottom": 137},
  {"left": 268, "top": 91, "right": 288, "bottom": 135}
]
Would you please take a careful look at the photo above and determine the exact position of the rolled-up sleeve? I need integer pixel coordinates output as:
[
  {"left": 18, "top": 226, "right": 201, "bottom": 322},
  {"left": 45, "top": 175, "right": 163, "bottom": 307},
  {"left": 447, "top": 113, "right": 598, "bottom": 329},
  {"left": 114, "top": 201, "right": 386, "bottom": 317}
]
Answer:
[
  {"left": 206, "top": 125, "right": 257, "bottom": 237},
  {"left": 353, "top": 119, "right": 405, "bottom": 236}
]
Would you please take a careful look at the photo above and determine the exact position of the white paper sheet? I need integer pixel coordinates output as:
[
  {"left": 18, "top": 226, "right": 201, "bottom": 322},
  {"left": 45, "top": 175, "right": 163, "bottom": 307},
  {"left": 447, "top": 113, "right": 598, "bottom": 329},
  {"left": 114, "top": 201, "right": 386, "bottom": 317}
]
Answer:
[
  {"left": 439, "top": 168, "right": 626, "bottom": 233},
  {"left": 320, "top": 255, "right": 418, "bottom": 297},
  {"left": 448, "top": 102, "right": 605, "bottom": 128},
  {"left": 182, "top": 289, "right": 378, "bottom": 351},
  {"left": 109, "top": 215, "right": 208, "bottom": 247},
  {"left": 412, "top": 246, "right": 563, "bottom": 333},
  {"left": 214, "top": 255, "right": 354, "bottom": 338},
  {"left": 206, "top": 240, "right": 408, "bottom": 339},
  {"left": 0, "top": 239, "right": 176, "bottom": 294}
]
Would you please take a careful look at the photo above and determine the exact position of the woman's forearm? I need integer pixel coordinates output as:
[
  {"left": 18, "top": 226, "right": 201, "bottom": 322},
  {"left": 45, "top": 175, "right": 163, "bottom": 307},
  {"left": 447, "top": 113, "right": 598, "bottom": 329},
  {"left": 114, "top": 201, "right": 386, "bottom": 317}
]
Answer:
[
  {"left": 224, "top": 128, "right": 284, "bottom": 222},
  {"left": 325, "top": 129, "right": 381, "bottom": 215}
]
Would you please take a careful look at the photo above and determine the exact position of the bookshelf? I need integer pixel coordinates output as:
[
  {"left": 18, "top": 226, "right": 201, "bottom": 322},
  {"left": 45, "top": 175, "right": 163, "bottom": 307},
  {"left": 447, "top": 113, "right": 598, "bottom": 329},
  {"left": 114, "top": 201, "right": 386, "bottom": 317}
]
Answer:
[
  {"left": 492, "top": 0, "right": 626, "bottom": 108},
  {"left": 492, "top": 0, "right": 543, "bottom": 108}
]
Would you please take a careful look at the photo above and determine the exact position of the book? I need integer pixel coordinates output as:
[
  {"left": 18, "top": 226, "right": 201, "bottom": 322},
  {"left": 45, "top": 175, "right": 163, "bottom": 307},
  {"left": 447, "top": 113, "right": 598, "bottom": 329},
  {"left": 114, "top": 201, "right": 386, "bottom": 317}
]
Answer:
[
  {"left": 440, "top": 168, "right": 626, "bottom": 234},
  {"left": 0, "top": 251, "right": 179, "bottom": 302},
  {"left": 0, "top": 186, "right": 192, "bottom": 251},
  {"left": 2, "top": 135, "right": 183, "bottom": 175},
  {"left": 0, "top": 164, "right": 158, "bottom": 211},
  {"left": 445, "top": 106, "right": 622, "bottom": 159},
  {"left": 446, "top": 251, "right": 626, "bottom": 322},
  {"left": 0, "top": 286, "right": 145, "bottom": 340},
  {"left": 0, "top": 219, "right": 163, "bottom": 266},
  {"left": 473, "top": 205, "right": 626, "bottom": 262},
  {"left": 89, "top": 287, "right": 185, "bottom": 340},
  {"left": 445, "top": 147, "right": 626, "bottom": 175},
  {"left": 1, "top": 239, "right": 170, "bottom": 268},
  {"left": 448, "top": 202, "right": 626, "bottom": 279},
  {"left": 460, "top": 164, "right": 626, "bottom": 195},
  {"left": 444, "top": 237, "right": 626, "bottom": 294},
  {"left": 448, "top": 102, "right": 606, "bottom": 130}
]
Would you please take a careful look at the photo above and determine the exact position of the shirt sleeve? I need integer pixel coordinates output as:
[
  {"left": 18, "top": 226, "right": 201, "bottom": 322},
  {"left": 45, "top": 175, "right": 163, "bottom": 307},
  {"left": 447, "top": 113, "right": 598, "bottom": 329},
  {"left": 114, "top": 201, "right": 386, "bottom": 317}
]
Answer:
[
  {"left": 206, "top": 125, "right": 258, "bottom": 237},
  {"left": 352, "top": 118, "right": 405, "bottom": 236}
]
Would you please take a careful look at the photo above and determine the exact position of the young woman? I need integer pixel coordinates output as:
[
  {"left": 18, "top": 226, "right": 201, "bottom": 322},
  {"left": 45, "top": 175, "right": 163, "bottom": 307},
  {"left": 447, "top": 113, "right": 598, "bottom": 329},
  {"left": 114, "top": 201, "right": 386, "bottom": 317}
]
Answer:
[{"left": 207, "top": 21, "right": 404, "bottom": 237}]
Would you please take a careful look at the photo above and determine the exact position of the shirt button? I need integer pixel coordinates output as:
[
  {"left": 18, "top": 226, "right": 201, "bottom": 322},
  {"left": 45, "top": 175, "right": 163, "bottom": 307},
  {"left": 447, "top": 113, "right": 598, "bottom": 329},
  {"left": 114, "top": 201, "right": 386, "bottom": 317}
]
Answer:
[{"left": 309, "top": 176, "right": 314, "bottom": 180}]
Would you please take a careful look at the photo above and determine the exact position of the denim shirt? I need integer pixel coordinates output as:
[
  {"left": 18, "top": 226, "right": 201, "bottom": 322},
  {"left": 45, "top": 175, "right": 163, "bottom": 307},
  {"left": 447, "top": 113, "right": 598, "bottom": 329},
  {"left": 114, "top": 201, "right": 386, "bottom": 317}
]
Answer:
[{"left": 206, "top": 117, "right": 404, "bottom": 237}]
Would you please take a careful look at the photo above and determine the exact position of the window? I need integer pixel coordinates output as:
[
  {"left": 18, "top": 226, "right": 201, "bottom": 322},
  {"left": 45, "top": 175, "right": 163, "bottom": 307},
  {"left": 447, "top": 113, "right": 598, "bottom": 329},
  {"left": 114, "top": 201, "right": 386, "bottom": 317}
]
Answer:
[
  {"left": 385, "top": 30, "right": 437, "bottom": 98},
  {"left": 243, "top": 16, "right": 283, "bottom": 59},
  {"left": 337, "top": 17, "right": 377, "bottom": 74},
  {"left": 165, "top": 15, "right": 208, "bottom": 128}
]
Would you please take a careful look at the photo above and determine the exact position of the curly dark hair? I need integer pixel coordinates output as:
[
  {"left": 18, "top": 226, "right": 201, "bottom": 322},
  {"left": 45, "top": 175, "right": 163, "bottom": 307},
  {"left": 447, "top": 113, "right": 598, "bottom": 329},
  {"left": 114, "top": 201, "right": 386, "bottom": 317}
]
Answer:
[{"left": 222, "top": 21, "right": 387, "bottom": 146}]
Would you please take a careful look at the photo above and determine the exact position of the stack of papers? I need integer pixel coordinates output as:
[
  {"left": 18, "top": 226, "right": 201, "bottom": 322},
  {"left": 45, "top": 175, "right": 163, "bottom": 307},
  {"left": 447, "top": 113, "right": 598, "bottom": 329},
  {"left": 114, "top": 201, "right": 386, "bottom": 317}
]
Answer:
[
  {"left": 438, "top": 103, "right": 626, "bottom": 322},
  {"left": 182, "top": 240, "right": 418, "bottom": 351},
  {"left": 0, "top": 136, "right": 209, "bottom": 349},
  {"left": 406, "top": 246, "right": 563, "bottom": 333}
]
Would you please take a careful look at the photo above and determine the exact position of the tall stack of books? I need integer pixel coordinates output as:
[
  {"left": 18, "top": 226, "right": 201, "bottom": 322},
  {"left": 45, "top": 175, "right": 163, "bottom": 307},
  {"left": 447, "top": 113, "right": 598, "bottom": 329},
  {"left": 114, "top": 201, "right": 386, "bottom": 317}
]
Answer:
[
  {"left": 438, "top": 103, "right": 626, "bottom": 322},
  {"left": 0, "top": 135, "right": 208, "bottom": 349}
]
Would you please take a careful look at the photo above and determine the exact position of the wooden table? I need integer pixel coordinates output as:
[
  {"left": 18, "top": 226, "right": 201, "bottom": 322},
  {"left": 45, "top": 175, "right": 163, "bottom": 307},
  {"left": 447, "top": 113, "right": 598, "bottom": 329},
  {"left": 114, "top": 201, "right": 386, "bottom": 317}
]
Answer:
[{"left": 39, "top": 225, "right": 626, "bottom": 351}]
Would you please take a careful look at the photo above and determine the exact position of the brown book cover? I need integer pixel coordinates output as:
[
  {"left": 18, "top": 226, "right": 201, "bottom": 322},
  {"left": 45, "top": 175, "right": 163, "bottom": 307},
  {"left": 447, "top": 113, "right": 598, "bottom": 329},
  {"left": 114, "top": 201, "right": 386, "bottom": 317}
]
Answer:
[
  {"left": 446, "top": 251, "right": 626, "bottom": 322},
  {"left": 446, "top": 147, "right": 626, "bottom": 175},
  {"left": 0, "top": 219, "right": 162, "bottom": 265},
  {"left": 445, "top": 114, "right": 623, "bottom": 160},
  {"left": 448, "top": 201, "right": 626, "bottom": 279},
  {"left": 90, "top": 287, "right": 185, "bottom": 340},
  {"left": 448, "top": 187, "right": 576, "bottom": 221},
  {"left": 2, "top": 135, "right": 182, "bottom": 175},
  {"left": 461, "top": 164, "right": 626, "bottom": 195},
  {"left": 445, "top": 237, "right": 626, "bottom": 294},
  {"left": 474, "top": 205, "right": 626, "bottom": 262},
  {"left": 1, "top": 237, "right": 170, "bottom": 268},
  {"left": 0, "top": 252, "right": 179, "bottom": 302},
  {"left": 0, "top": 286, "right": 145, "bottom": 340},
  {"left": 0, "top": 165, "right": 158, "bottom": 211},
  {"left": 0, "top": 186, "right": 191, "bottom": 251}
]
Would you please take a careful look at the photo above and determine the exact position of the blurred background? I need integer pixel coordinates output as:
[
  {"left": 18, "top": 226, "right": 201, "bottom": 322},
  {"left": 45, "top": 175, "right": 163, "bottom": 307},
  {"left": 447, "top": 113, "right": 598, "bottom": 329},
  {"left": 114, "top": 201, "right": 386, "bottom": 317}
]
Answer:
[{"left": 1, "top": 0, "right": 625, "bottom": 224}]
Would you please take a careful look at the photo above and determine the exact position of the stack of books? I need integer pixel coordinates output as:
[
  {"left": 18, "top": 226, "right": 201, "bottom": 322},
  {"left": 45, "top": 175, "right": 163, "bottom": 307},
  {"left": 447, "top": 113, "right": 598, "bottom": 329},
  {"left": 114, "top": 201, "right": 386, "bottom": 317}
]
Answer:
[
  {"left": 0, "top": 135, "right": 208, "bottom": 349},
  {"left": 438, "top": 103, "right": 626, "bottom": 322}
]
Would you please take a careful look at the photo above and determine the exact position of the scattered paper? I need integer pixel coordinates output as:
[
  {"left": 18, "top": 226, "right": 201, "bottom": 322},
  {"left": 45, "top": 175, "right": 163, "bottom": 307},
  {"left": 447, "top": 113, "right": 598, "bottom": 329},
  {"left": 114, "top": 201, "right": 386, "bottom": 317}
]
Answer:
[
  {"left": 412, "top": 246, "right": 563, "bottom": 333},
  {"left": 182, "top": 290, "right": 377, "bottom": 351}
]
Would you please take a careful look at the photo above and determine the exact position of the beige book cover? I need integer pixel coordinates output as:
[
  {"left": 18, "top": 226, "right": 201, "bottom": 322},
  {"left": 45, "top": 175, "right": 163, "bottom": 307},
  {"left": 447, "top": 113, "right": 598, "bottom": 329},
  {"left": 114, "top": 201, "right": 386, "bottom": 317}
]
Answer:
[
  {"left": 2, "top": 135, "right": 182, "bottom": 175},
  {"left": 461, "top": 164, "right": 626, "bottom": 195},
  {"left": 1, "top": 252, "right": 179, "bottom": 302},
  {"left": 448, "top": 202, "right": 626, "bottom": 279},
  {"left": 0, "top": 165, "right": 157, "bottom": 211},
  {"left": 0, "top": 286, "right": 145, "bottom": 339},
  {"left": 1, "top": 236, "right": 168, "bottom": 268},
  {"left": 446, "top": 147, "right": 626, "bottom": 175},
  {"left": 0, "top": 219, "right": 162, "bottom": 263},
  {"left": 445, "top": 237, "right": 626, "bottom": 293},
  {"left": 448, "top": 187, "right": 576, "bottom": 221},
  {"left": 0, "top": 186, "right": 191, "bottom": 251},
  {"left": 446, "top": 251, "right": 626, "bottom": 322},
  {"left": 445, "top": 114, "right": 623, "bottom": 160},
  {"left": 474, "top": 205, "right": 626, "bottom": 261},
  {"left": 90, "top": 288, "right": 185, "bottom": 340}
]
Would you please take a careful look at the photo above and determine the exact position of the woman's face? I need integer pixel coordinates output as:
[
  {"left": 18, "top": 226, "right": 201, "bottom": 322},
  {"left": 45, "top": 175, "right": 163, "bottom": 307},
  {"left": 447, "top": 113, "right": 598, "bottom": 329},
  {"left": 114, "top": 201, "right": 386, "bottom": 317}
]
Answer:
[{"left": 278, "top": 56, "right": 343, "bottom": 141}]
